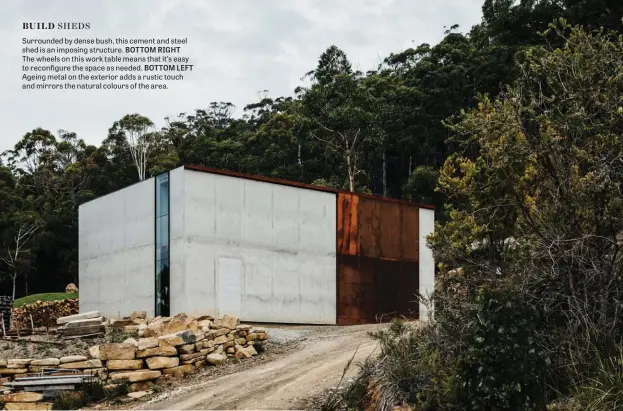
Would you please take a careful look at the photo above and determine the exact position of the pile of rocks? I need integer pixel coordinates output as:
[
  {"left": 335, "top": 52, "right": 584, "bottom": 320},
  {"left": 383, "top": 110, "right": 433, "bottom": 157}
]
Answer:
[
  {"left": 0, "top": 355, "right": 105, "bottom": 379},
  {"left": 0, "top": 313, "right": 268, "bottom": 407},
  {"left": 94, "top": 315, "right": 267, "bottom": 390}
]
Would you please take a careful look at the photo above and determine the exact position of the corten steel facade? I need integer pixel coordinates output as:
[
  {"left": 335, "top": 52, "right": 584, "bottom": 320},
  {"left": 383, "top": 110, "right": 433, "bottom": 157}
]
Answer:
[
  {"left": 78, "top": 164, "right": 435, "bottom": 325},
  {"left": 336, "top": 193, "right": 422, "bottom": 324}
]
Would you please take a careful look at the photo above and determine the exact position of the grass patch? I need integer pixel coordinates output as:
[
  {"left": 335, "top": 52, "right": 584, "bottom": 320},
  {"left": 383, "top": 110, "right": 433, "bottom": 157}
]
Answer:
[{"left": 13, "top": 292, "right": 78, "bottom": 307}]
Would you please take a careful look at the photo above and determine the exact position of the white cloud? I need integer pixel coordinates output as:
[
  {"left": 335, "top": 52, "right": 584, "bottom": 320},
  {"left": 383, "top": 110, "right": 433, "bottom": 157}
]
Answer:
[{"left": 0, "top": 0, "right": 483, "bottom": 152}]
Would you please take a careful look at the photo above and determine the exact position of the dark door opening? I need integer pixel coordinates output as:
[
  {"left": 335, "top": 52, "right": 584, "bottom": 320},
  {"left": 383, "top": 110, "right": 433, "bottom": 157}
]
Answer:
[
  {"left": 156, "top": 262, "right": 170, "bottom": 317},
  {"left": 155, "top": 172, "right": 170, "bottom": 317}
]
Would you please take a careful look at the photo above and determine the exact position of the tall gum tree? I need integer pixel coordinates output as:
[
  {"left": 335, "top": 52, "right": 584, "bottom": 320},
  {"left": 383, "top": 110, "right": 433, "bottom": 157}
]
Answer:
[{"left": 301, "top": 46, "right": 376, "bottom": 192}]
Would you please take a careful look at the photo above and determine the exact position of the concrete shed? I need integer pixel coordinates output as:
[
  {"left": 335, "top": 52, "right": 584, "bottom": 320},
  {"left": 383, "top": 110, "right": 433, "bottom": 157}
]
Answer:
[{"left": 78, "top": 165, "right": 435, "bottom": 325}]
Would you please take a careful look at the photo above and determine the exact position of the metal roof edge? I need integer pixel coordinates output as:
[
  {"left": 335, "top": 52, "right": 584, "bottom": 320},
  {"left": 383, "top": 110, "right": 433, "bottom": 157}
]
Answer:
[{"left": 183, "top": 164, "right": 436, "bottom": 210}]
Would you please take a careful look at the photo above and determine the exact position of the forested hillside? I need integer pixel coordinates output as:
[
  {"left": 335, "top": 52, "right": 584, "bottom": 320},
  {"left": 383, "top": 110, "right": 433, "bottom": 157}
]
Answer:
[{"left": 0, "top": 0, "right": 622, "bottom": 300}]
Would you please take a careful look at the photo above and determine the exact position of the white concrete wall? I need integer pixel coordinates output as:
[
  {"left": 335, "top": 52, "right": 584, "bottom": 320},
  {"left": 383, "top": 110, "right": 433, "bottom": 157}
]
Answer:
[
  {"left": 178, "top": 169, "right": 337, "bottom": 324},
  {"left": 78, "top": 179, "right": 155, "bottom": 317},
  {"left": 418, "top": 208, "right": 435, "bottom": 320}
]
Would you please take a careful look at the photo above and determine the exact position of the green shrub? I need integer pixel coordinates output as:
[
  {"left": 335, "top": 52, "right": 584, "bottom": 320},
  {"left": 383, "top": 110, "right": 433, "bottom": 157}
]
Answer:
[
  {"left": 107, "top": 328, "right": 135, "bottom": 343},
  {"left": 13, "top": 292, "right": 78, "bottom": 308},
  {"left": 456, "top": 288, "right": 550, "bottom": 410},
  {"left": 53, "top": 391, "right": 87, "bottom": 410},
  {"left": 324, "top": 319, "right": 459, "bottom": 411},
  {"left": 108, "top": 383, "right": 130, "bottom": 398},
  {"left": 369, "top": 320, "right": 458, "bottom": 410},
  {"left": 572, "top": 344, "right": 623, "bottom": 411},
  {"left": 254, "top": 342, "right": 266, "bottom": 354},
  {"left": 82, "top": 380, "right": 108, "bottom": 402}
]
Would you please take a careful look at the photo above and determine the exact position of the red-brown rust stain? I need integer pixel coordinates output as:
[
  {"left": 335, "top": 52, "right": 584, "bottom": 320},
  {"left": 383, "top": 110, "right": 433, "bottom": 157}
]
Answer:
[
  {"left": 402, "top": 206, "right": 419, "bottom": 262},
  {"left": 349, "top": 195, "right": 359, "bottom": 255},
  {"left": 377, "top": 200, "right": 402, "bottom": 260},
  {"left": 337, "top": 193, "right": 360, "bottom": 256},
  {"left": 354, "top": 197, "right": 419, "bottom": 262},
  {"left": 358, "top": 198, "right": 377, "bottom": 259},
  {"left": 337, "top": 255, "right": 419, "bottom": 325}
]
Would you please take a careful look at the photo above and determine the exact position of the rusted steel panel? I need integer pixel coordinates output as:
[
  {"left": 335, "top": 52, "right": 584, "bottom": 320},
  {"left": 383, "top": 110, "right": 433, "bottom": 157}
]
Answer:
[
  {"left": 358, "top": 198, "right": 403, "bottom": 260},
  {"left": 401, "top": 205, "right": 420, "bottom": 262},
  {"left": 338, "top": 194, "right": 419, "bottom": 262},
  {"left": 337, "top": 255, "right": 419, "bottom": 325},
  {"left": 337, "top": 193, "right": 360, "bottom": 256}
]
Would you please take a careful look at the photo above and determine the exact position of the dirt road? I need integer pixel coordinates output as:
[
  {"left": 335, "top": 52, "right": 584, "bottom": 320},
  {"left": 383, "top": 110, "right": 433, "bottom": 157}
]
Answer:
[{"left": 137, "top": 323, "right": 385, "bottom": 410}]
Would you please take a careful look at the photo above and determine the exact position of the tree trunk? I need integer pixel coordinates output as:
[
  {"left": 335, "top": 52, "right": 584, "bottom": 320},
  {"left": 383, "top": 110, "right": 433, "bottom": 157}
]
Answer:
[
  {"left": 346, "top": 152, "right": 355, "bottom": 192},
  {"left": 408, "top": 154, "right": 413, "bottom": 176},
  {"left": 348, "top": 171, "right": 355, "bottom": 192},
  {"left": 11, "top": 275, "right": 16, "bottom": 301},
  {"left": 382, "top": 150, "right": 387, "bottom": 197},
  {"left": 297, "top": 143, "right": 302, "bottom": 166}
]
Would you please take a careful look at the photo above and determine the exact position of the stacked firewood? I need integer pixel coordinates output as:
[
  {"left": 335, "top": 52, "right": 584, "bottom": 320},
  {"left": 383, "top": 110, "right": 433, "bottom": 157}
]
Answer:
[
  {"left": 0, "top": 296, "right": 11, "bottom": 332},
  {"left": 11, "top": 299, "right": 79, "bottom": 329}
]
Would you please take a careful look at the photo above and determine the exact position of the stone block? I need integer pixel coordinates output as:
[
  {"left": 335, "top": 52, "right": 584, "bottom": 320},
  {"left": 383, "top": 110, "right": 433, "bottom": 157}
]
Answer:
[
  {"left": 109, "top": 370, "right": 161, "bottom": 383},
  {"left": 162, "top": 364, "right": 194, "bottom": 378},
  {"left": 130, "top": 311, "right": 147, "bottom": 320},
  {"left": 106, "top": 360, "right": 144, "bottom": 370},
  {"left": 137, "top": 337, "right": 158, "bottom": 351},
  {"left": 99, "top": 343, "right": 136, "bottom": 360},
  {"left": 59, "top": 355, "right": 88, "bottom": 364},
  {"left": 57, "top": 311, "right": 100, "bottom": 325},
  {"left": 5, "top": 402, "right": 52, "bottom": 410},
  {"left": 64, "top": 317, "right": 103, "bottom": 328},
  {"left": 146, "top": 357, "right": 179, "bottom": 370},
  {"left": 179, "top": 352, "right": 203, "bottom": 361},
  {"left": 178, "top": 344, "right": 195, "bottom": 354},
  {"left": 214, "top": 335, "right": 227, "bottom": 345},
  {"left": 3, "top": 392, "right": 44, "bottom": 402},
  {"left": 88, "top": 345, "right": 100, "bottom": 359},
  {"left": 158, "top": 330, "right": 196, "bottom": 347},
  {"left": 206, "top": 354, "right": 226, "bottom": 365},
  {"left": 59, "top": 359, "right": 103, "bottom": 369},
  {"left": 216, "top": 314, "right": 239, "bottom": 329},
  {"left": 0, "top": 368, "right": 28, "bottom": 374},
  {"left": 136, "top": 345, "right": 177, "bottom": 358},
  {"left": 7, "top": 359, "right": 31, "bottom": 366}
]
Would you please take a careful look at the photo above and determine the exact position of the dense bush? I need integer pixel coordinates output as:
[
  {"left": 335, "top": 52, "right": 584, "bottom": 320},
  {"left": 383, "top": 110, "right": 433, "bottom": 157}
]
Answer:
[
  {"left": 570, "top": 345, "right": 623, "bottom": 411},
  {"left": 456, "top": 289, "right": 549, "bottom": 410},
  {"left": 324, "top": 319, "right": 458, "bottom": 411},
  {"left": 329, "top": 22, "right": 623, "bottom": 411}
]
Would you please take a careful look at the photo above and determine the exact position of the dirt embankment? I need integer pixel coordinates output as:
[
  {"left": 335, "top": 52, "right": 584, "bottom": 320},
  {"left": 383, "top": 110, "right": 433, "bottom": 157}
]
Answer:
[{"left": 134, "top": 323, "right": 385, "bottom": 410}]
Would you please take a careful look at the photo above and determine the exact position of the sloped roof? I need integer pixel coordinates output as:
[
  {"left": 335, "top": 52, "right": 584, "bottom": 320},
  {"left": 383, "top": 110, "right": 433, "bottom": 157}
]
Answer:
[{"left": 184, "top": 164, "right": 436, "bottom": 210}]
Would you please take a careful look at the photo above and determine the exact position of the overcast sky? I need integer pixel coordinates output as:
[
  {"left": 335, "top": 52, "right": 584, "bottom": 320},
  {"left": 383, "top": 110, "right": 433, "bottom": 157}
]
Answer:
[{"left": 0, "top": 0, "right": 484, "bottom": 153}]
